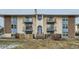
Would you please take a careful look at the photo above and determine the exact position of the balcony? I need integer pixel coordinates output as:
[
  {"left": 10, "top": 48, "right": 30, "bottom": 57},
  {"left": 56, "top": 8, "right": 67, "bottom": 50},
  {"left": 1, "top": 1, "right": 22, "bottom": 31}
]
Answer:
[
  {"left": 25, "top": 29, "right": 33, "bottom": 34},
  {"left": 47, "top": 28, "right": 55, "bottom": 32},
  {"left": 24, "top": 18, "right": 33, "bottom": 24},
  {"left": 47, "top": 18, "right": 56, "bottom": 24},
  {"left": 25, "top": 24, "right": 32, "bottom": 27}
]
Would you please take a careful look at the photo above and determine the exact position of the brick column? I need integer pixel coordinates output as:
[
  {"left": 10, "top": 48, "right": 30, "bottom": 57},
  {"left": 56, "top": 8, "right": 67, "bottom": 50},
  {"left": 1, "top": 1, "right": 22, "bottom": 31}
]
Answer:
[
  {"left": 68, "top": 16, "right": 75, "bottom": 38},
  {"left": 4, "top": 16, "right": 11, "bottom": 33}
]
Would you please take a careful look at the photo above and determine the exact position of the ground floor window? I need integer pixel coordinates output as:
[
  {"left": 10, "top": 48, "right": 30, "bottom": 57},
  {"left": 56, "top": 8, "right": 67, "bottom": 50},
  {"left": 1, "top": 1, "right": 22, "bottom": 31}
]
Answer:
[
  {"left": 62, "top": 17, "right": 68, "bottom": 38},
  {"left": 63, "top": 33, "right": 68, "bottom": 36},
  {"left": 62, "top": 32, "right": 68, "bottom": 38},
  {"left": 75, "top": 17, "right": 79, "bottom": 36},
  {"left": 11, "top": 24, "right": 17, "bottom": 29},
  {"left": 25, "top": 24, "right": 32, "bottom": 34}
]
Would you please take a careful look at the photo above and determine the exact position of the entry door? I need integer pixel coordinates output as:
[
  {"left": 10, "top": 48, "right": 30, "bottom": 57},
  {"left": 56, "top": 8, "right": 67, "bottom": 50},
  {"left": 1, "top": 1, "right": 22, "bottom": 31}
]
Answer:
[{"left": 37, "top": 25, "right": 42, "bottom": 34}]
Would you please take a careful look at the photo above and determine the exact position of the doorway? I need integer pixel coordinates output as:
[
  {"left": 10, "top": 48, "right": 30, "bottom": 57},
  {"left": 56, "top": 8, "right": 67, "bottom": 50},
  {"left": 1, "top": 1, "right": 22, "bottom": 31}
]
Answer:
[{"left": 37, "top": 25, "right": 42, "bottom": 34}]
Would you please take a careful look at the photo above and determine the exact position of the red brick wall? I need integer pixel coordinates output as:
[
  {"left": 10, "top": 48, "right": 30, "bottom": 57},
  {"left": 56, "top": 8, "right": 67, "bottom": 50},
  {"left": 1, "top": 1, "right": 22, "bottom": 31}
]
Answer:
[
  {"left": 68, "top": 16, "right": 75, "bottom": 38},
  {"left": 4, "top": 16, "right": 11, "bottom": 33}
]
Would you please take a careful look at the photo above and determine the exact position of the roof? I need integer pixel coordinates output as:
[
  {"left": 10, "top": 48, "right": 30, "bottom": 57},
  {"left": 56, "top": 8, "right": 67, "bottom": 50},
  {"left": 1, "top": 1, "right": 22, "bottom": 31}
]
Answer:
[
  {"left": 0, "top": 9, "right": 79, "bottom": 15},
  {"left": 0, "top": 9, "right": 35, "bottom": 15}
]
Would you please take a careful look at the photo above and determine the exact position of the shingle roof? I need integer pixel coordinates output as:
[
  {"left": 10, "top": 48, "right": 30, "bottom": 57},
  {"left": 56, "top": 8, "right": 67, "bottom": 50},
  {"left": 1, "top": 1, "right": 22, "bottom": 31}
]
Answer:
[{"left": 0, "top": 9, "right": 79, "bottom": 15}]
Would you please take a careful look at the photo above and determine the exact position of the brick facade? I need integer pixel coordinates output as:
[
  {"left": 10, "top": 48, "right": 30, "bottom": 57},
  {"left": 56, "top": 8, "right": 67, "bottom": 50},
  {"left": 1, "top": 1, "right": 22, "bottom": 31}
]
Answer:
[
  {"left": 4, "top": 16, "right": 11, "bottom": 33},
  {"left": 68, "top": 16, "right": 75, "bottom": 38}
]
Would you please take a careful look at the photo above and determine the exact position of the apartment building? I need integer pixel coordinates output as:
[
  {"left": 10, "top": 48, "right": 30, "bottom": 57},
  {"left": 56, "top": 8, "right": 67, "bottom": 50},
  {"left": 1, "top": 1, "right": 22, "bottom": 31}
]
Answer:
[{"left": 0, "top": 9, "right": 79, "bottom": 39}]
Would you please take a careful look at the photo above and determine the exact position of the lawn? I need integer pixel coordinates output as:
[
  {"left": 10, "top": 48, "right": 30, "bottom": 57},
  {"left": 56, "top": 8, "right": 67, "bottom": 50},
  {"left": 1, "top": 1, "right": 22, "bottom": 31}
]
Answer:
[{"left": 0, "top": 39, "right": 79, "bottom": 49}]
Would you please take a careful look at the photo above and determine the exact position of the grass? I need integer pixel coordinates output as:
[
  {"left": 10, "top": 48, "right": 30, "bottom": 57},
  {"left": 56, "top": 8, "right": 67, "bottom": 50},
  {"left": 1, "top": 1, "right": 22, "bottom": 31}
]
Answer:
[{"left": 0, "top": 39, "right": 79, "bottom": 49}]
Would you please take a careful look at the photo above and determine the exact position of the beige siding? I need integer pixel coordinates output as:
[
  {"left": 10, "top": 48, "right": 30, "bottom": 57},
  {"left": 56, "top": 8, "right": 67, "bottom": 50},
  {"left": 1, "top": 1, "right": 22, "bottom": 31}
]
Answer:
[
  {"left": 43, "top": 16, "right": 47, "bottom": 34},
  {"left": 54, "top": 16, "right": 62, "bottom": 34},
  {"left": 17, "top": 16, "right": 25, "bottom": 34},
  {"left": 32, "top": 15, "right": 47, "bottom": 34},
  {"left": 32, "top": 16, "right": 36, "bottom": 34}
]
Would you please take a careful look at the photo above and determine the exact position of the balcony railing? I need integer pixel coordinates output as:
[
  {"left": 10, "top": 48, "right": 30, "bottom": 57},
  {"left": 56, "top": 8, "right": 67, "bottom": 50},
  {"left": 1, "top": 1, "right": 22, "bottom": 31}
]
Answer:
[
  {"left": 25, "top": 25, "right": 32, "bottom": 28},
  {"left": 24, "top": 19, "right": 33, "bottom": 24},
  {"left": 25, "top": 29, "right": 33, "bottom": 34},
  {"left": 47, "top": 28, "right": 55, "bottom": 32}
]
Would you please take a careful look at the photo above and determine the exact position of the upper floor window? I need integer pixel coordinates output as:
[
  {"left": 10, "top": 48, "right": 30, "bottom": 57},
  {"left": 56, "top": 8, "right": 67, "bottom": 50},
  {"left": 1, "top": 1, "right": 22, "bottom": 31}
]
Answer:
[
  {"left": 62, "top": 17, "right": 68, "bottom": 37},
  {"left": 62, "top": 17, "right": 68, "bottom": 22},
  {"left": 48, "top": 17, "right": 53, "bottom": 20},
  {"left": 13, "top": 16, "right": 17, "bottom": 20},
  {"left": 25, "top": 17, "right": 32, "bottom": 22},
  {"left": 11, "top": 16, "right": 17, "bottom": 25},
  {"left": 38, "top": 15, "right": 42, "bottom": 20},
  {"left": 62, "top": 17, "right": 68, "bottom": 29},
  {"left": 47, "top": 24, "right": 54, "bottom": 28},
  {"left": 63, "top": 24, "right": 68, "bottom": 29}
]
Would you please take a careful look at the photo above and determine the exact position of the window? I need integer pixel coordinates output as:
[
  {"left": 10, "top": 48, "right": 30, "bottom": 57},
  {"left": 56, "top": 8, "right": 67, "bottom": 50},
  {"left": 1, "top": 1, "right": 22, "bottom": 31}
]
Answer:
[
  {"left": 12, "top": 16, "right": 17, "bottom": 24},
  {"left": 11, "top": 16, "right": 17, "bottom": 33},
  {"left": 47, "top": 17, "right": 54, "bottom": 22},
  {"left": 47, "top": 24, "right": 54, "bottom": 29},
  {"left": 62, "top": 17, "right": 68, "bottom": 21},
  {"left": 11, "top": 25, "right": 17, "bottom": 29},
  {"left": 63, "top": 24, "right": 68, "bottom": 29},
  {"left": 63, "top": 32, "right": 68, "bottom": 36},
  {"left": 25, "top": 24, "right": 32, "bottom": 34},
  {"left": 25, "top": 17, "right": 32, "bottom": 22},
  {"left": 62, "top": 17, "right": 68, "bottom": 23},
  {"left": 11, "top": 25, "right": 14, "bottom": 28},
  {"left": 11, "top": 16, "right": 17, "bottom": 29},
  {"left": 47, "top": 24, "right": 54, "bottom": 32},
  {"left": 62, "top": 17, "right": 68, "bottom": 29},
  {"left": 62, "top": 17, "right": 68, "bottom": 37},
  {"left": 48, "top": 17, "right": 53, "bottom": 20},
  {"left": 38, "top": 15, "right": 42, "bottom": 20}
]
